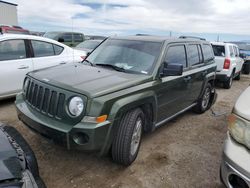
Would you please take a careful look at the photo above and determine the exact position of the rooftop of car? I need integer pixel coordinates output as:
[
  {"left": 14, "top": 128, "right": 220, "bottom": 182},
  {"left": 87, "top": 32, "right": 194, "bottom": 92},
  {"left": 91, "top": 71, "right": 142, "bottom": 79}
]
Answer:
[{"left": 109, "top": 35, "right": 210, "bottom": 43}]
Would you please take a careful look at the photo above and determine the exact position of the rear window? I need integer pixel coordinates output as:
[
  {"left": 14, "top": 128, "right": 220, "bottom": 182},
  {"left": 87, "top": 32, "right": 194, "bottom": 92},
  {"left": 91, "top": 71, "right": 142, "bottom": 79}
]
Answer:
[
  {"left": 31, "top": 40, "right": 54, "bottom": 57},
  {"left": 212, "top": 45, "right": 225, "bottom": 57},
  {"left": 202, "top": 44, "right": 214, "bottom": 61},
  {"left": 73, "top": 34, "right": 84, "bottom": 42}
]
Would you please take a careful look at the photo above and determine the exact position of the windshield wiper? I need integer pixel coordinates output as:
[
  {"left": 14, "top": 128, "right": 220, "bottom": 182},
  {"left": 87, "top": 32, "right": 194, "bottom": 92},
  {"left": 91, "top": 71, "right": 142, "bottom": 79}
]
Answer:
[
  {"left": 95, "top": 63, "right": 125, "bottom": 72},
  {"left": 82, "top": 59, "right": 94, "bottom": 67}
]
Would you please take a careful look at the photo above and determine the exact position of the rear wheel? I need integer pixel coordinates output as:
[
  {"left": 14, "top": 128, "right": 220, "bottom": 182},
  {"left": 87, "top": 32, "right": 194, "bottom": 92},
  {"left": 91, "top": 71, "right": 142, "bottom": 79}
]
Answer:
[
  {"left": 111, "top": 108, "right": 144, "bottom": 166},
  {"left": 223, "top": 74, "right": 233, "bottom": 89},
  {"left": 193, "top": 83, "right": 212, "bottom": 114},
  {"left": 235, "top": 72, "right": 241, "bottom": 80}
]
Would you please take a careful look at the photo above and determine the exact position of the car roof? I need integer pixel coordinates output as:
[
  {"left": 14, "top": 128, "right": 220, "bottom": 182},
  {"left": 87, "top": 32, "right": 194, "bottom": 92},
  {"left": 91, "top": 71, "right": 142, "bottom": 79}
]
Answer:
[
  {"left": 0, "top": 33, "right": 69, "bottom": 47},
  {"left": 211, "top": 41, "right": 237, "bottom": 46},
  {"left": 109, "top": 35, "right": 210, "bottom": 44}
]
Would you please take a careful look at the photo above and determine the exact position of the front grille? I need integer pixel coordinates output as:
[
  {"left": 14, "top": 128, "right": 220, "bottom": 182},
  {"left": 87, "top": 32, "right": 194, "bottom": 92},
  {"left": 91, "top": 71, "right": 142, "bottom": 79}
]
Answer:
[{"left": 24, "top": 78, "right": 66, "bottom": 119}]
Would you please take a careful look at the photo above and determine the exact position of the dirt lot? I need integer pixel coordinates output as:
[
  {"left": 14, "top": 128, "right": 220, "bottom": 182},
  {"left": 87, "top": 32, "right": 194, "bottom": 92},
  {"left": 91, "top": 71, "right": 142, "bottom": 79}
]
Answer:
[{"left": 0, "top": 75, "right": 250, "bottom": 188}]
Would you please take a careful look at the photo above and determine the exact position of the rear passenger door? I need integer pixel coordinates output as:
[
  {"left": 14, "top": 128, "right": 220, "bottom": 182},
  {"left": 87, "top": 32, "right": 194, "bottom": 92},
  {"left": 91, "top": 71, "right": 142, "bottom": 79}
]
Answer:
[
  {"left": 0, "top": 39, "right": 33, "bottom": 96},
  {"left": 30, "top": 40, "right": 70, "bottom": 70},
  {"left": 233, "top": 45, "right": 244, "bottom": 74}
]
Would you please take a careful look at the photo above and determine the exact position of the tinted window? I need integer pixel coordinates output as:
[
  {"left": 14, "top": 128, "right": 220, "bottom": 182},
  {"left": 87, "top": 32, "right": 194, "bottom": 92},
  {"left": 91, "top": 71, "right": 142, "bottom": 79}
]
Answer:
[
  {"left": 87, "top": 39, "right": 162, "bottom": 74},
  {"left": 62, "top": 34, "right": 73, "bottom": 42},
  {"left": 0, "top": 40, "right": 26, "bottom": 61},
  {"left": 165, "top": 45, "right": 187, "bottom": 68},
  {"left": 202, "top": 44, "right": 214, "bottom": 61},
  {"left": 31, "top": 40, "right": 54, "bottom": 57},
  {"left": 188, "top": 45, "right": 200, "bottom": 66},
  {"left": 53, "top": 45, "right": 64, "bottom": 55},
  {"left": 73, "top": 34, "right": 84, "bottom": 42},
  {"left": 212, "top": 45, "right": 225, "bottom": 57}
]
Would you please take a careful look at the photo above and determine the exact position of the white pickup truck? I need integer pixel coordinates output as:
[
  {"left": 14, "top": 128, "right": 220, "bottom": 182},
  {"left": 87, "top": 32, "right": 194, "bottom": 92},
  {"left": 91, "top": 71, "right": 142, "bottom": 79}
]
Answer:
[{"left": 211, "top": 42, "right": 244, "bottom": 89}]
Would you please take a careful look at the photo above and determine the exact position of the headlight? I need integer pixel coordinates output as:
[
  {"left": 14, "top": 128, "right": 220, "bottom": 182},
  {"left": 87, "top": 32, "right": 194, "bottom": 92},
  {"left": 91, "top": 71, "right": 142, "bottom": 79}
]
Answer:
[
  {"left": 68, "top": 97, "right": 84, "bottom": 117},
  {"left": 228, "top": 114, "right": 250, "bottom": 149}
]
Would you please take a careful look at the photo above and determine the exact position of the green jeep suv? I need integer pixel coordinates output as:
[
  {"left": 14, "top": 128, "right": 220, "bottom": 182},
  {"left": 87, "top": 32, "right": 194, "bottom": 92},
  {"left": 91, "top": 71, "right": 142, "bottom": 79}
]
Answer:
[{"left": 16, "top": 36, "right": 217, "bottom": 166}]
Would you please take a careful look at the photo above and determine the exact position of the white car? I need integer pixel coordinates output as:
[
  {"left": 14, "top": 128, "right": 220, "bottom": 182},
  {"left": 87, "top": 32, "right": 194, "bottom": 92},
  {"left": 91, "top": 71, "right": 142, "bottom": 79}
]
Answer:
[
  {"left": 211, "top": 42, "right": 244, "bottom": 89},
  {"left": 0, "top": 33, "right": 87, "bottom": 99}
]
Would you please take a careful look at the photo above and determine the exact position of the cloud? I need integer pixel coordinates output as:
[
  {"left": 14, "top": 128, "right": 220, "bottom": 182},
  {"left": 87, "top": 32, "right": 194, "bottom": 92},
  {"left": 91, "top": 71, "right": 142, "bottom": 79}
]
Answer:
[{"left": 11, "top": 0, "right": 250, "bottom": 37}]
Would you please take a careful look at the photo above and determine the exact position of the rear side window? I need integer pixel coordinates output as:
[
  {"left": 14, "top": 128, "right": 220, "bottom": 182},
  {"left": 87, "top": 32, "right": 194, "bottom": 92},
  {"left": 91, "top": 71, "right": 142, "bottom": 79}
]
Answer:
[
  {"left": 202, "top": 44, "right": 214, "bottom": 62},
  {"left": 188, "top": 45, "right": 200, "bottom": 66},
  {"left": 53, "top": 45, "right": 64, "bottom": 55},
  {"left": 73, "top": 34, "right": 84, "bottom": 42},
  {"left": 233, "top": 46, "right": 239, "bottom": 57},
  {"left": 212, "top": 45, "right": 225, "bottom": 57},
  {"left": 31, "top": 40, "right": 54, "bottom": 57},
  {"left": 229, "top": 46, "right": 234, "bottom": 57},
  {"left": 0, "top": 40, "right": 26, "bottom": 61},
  {"left": 164, "top": 45, "right": 187, "bottom": 68},
  {"left": 62, "top": 34, "right": 73, "bottom": 42}
]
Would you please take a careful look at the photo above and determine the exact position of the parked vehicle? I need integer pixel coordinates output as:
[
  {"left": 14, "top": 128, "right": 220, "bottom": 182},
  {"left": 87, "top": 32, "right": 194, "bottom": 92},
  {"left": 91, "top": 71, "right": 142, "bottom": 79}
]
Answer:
[
  {"left": 220, "top": 86, "right": 250, "bottom": 188},
  {"left": 238, "top": 43, "right": 250, "bottom": 74},
  {"left": 0, "top": 25, "right": 30, "bottom": 35},
  {"left": 211, "top": 42, "right": 244, "bottom": 89},
  {"left": 43, "top": 32, "right": 84, "bottom": 47},
  {"left": 0, "top": 33, "right": 87, "bottom": 99},
  {"left": 16, "top": 36, "right": 217, "bottom": 166},
  {"left": 75, "top": 39, "right": 103, "bottom": 53},
  {"left": 84, "top": 35, "right": 106, "bottom": 40},
  {"left": 0, "top": 123, "right": 45, "bottom": 188}
]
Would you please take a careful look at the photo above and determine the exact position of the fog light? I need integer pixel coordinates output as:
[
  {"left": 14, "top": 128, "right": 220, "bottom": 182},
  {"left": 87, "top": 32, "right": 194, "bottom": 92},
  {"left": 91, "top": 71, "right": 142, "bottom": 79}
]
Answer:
[{"left": 72, "top": 132, "right": 89, "bottom": 145}]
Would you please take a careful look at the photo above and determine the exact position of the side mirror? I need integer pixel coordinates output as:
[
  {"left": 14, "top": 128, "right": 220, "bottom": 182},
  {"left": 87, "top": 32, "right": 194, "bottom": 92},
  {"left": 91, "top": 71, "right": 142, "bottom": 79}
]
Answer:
[
  {"left": 160, "top": 62, "right": 183, "bottom": 77},
  {"left": 58, "top": 37, "right": 64, "bottom": 43}
]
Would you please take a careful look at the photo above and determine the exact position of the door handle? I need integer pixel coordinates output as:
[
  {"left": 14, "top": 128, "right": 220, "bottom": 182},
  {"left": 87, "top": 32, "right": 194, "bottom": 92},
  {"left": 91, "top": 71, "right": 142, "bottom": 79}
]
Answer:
[
  {"left": 18, "top": 65, "right": 29, "bottom": 69},
  {"left": 59, "top": 62, "right": 66, "bottom": 65},
  {"left": 183, "top": 76, "right": 191, "bottom": 82}
]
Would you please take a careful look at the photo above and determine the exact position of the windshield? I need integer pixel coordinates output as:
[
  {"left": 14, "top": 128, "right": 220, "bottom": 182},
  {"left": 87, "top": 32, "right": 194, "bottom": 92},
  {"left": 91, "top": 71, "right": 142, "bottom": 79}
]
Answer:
[
  {"left": 76, "top": 40, "right": 102, "bottom": 50},
  {"left": 86, "top": 39, "right": 162, "bottom": 74}
]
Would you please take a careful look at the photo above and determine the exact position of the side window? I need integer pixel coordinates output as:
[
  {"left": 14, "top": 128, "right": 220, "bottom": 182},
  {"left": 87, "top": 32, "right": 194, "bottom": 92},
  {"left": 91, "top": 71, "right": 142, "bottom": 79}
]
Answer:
[
  {"left": 73, "top": 34, "right": 84, "bottom": 42},
  {"left": 53, "top": 44, "right": 64, "bottom": 55},
  {"left": 0, "top": 40, "right": 26, "bottom": 61},
  {"left": 164, "top": 45, "right": 187, "bottom": 68},
  {"left": 31, "top": 40, "right": 54, "bottom": 57},
  {"left": 62, "top": 34, "right": 73, "bottom": 42},
  {"left": 188, "top": 44, "right": 200, "bottom": 66},
  {"left": 233, "top": 46, "right": 239, "bottom": 57},
  {"left": 202, "top": 44, "right": 214, "bottom": 62},
  {"left": 229, "top": 46, "right": 234, "bottom": 57}
]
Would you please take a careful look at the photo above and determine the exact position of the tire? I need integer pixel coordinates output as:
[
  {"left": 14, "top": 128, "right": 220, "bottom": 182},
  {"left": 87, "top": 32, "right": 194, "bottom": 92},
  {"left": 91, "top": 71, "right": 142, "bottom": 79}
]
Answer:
[
  {"left": 3, "top": 126, "right": 40, "bottom": 178},
  {"left": 223, "top": 74, "right": 233, "bottom": 89},
  {"left": 111, "top": 108, "right": 145, "bottom": 166},
  {"left": 36, "top": 177, "right": 47, "bottom": 188},
  {"left": 234, "top": 72, "right": 241, "bottom": 80},
  {"left": 193, "top": 83, "right": 212, "bottom": 114},
  {"left": 243, "top": 63, "right": 250, "bottom": 74}
]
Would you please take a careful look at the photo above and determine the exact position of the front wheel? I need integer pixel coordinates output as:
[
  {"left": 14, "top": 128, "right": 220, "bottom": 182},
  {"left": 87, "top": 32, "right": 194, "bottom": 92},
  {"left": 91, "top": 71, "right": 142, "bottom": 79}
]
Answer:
[
  {"left": 111, "top": 108, "right": 145, "bottom": 166},
  {"left": 193, "top": 83, "right": 212, "bottom": 114}
]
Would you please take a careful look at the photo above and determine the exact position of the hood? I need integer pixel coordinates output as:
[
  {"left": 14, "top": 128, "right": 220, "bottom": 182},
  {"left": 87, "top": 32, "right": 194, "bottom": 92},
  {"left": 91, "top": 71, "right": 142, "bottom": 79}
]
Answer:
[
  {"left": 233, "top": 86, "right": 250, "bottom": 120},
  {"left": 29, "top": 63, "right": 152, "bottom": 98},
  {"left": 0, "top": 130, "right": 22, "bottom": 182}
]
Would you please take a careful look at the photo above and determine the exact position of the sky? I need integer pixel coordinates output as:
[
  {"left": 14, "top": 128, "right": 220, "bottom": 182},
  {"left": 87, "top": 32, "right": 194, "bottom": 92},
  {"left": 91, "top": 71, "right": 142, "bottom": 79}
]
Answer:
[{"left": 9, "top": 0, "right": 250, "bottom": 41}]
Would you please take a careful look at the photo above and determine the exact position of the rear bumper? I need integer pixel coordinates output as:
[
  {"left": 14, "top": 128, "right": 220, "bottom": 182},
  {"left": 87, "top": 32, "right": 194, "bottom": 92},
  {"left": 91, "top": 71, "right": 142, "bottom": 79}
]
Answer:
[
  {"left": 220, "top": 133, "right": 250, "bottom": 187},
  {"left": 15, "top": 93, "right": 112, "bottom": 153},
  {"left": 216, "top": 73, "right": 230, "bottom": 82}
]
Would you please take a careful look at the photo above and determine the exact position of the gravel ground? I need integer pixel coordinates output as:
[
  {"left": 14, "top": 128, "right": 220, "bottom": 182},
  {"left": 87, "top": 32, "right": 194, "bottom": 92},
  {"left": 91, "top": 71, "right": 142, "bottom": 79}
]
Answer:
[{"left": 0, "top": 75, "right": 249, "bottom": 188}]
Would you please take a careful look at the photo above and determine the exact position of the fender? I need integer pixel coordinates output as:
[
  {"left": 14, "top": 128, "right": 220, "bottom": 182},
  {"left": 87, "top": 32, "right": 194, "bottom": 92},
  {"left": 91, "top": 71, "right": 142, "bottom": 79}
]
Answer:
[
  {"left": 99, "top": 91, "right": 157, "bottom": 156},
  {"left": 199, "top": 70, "right": 216, "bottom": 100}
]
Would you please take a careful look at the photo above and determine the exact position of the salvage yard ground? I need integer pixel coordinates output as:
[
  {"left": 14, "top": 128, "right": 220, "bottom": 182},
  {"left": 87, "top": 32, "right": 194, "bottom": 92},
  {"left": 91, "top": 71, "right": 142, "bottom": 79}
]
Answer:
[{"left": 1, "top": 75, "right": 250, "bottom": 188}]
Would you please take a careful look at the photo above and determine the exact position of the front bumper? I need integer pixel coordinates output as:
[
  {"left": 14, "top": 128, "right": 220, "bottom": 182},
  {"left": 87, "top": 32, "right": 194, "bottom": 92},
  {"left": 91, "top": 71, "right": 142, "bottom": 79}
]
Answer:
[
  {"left": 220, "top": 133, "right": 250, "bottom": 187},
  {"left": 15, "top": 93, "right": 112, "bottom": 153}
]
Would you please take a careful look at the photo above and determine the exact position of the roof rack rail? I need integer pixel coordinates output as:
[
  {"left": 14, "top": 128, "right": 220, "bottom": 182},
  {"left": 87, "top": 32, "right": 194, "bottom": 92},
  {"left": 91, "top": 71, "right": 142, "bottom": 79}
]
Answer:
[{"left": 179, "top": 36, "right": 206, "bottom": 41}]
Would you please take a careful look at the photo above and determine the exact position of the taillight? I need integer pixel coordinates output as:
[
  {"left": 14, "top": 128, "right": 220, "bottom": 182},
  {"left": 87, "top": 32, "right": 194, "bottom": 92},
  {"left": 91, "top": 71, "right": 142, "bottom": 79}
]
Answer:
[
  {"left": 223, "top": 58, "right": 230, "bottom": 69},
  {"left": 80, "top": 56, "right": 86, "bottom": 60}
]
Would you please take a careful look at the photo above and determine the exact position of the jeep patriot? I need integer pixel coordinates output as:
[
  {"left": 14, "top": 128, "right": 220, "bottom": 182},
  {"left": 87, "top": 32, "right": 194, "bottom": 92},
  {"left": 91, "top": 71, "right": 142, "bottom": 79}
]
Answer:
[{"left": 16, "top": 36, "right": 217, "bottom": 165}]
